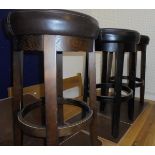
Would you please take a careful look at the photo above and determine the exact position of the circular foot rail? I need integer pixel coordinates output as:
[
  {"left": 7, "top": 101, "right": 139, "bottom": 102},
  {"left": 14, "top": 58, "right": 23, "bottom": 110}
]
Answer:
[
  {"left": 110, "top": 76, "right": 143, "bottom": 87},
  {"left": 96, "top": 83, "right": 133, "bottom": 102},
  {"left": 18, "top": 98, "right": 93, "bottom": 138}
]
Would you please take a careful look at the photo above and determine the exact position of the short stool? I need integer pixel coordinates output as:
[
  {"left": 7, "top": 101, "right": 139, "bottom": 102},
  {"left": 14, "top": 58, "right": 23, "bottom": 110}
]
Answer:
[{"left": 5, "top": 10, "right": 99, "bottom": 145}]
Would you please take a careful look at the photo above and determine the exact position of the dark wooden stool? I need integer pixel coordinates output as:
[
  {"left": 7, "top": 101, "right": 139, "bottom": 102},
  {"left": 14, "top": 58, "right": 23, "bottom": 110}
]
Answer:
[
  {"left": 84, "top": 28, "right": 140, "bottom": 138},
  {"left": 5, "top": 10, "right": 99, "bottom": 146},
  {"left": 136, "top": 35, "right": 150, "bottom": 107},
  {"left": 110, "top": 35, "right": 150, "bottom": 117}
]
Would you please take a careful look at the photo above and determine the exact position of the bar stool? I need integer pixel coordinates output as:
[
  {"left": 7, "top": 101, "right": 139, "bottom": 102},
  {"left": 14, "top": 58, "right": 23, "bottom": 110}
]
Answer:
[
  {"left": 110, "top": 35, "right": 150, "bottom": 118},
  {"left": 5, "top": 10, "right": 99, "bottom": 146},
  {"left": 136, "top": 35, "right": 150, "bottom": 107},
  {"left": 84, "top": 28, "right": 140, "bottom": 138}
]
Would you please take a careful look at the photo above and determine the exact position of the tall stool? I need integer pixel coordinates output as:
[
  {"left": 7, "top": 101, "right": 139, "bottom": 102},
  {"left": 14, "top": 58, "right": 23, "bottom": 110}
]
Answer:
[
  {"left": 89, "top": 28, "right": 140, "bottom": 138},
  {"left": 110, "top": 35, "right": 150, "bottom": 117},
  {"left": 5, "top": 10, "right": 99, "bottom": 145},
  {"left": 137, "top": 35, "right": 150, "bottom": 107}
]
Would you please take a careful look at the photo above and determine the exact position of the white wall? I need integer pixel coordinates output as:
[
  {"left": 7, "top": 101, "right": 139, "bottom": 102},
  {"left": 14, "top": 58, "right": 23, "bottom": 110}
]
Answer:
[{"left": 63, "top": 9, "right": 155, "bottom": 101}]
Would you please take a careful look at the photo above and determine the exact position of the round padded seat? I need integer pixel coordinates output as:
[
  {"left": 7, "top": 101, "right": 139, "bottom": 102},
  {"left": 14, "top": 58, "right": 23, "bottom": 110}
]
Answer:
[
  {"left": 6, "top": 9, "right": 99, "bottom": 39},
  {"left": 97, "top": 28, "right": 140, "bottom": 43},
  {"left": 139, "top": 35, "right": 150, "bottom": 45}
]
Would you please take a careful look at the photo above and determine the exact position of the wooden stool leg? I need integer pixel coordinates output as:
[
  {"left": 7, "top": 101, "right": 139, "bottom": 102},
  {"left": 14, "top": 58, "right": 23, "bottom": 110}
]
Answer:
[
  {"left": 140, "top": 46, "right": 146, "bottom": 107},
  {"left": 112, "top": 45, "right": 124, "bottom": 138},
  {"left": 107, "top": 53, "right": 113, "bottom": 82},
  {"left": 57, "top": 52, "right": 64, "bottom": 125},
  {"left": 83, "top": 52, "right": 89, "bottom": 102},
  {"left": 44, "top": 35, "right": 58, "bottom": 145},
  {"left": 88, "top": 51, "right": 98, "bottom": 145},
  {"left": 12, "top": 44, "right": 23, "bottom": 145},
  {"left": 100, "top": 52, "right": 108, "bottom": 111},
  {"left": 128, "top": 47, "right": 137, "bottom": 121},
  {"left": 100, "top": 52, "right": 113, "bottom": 111}
]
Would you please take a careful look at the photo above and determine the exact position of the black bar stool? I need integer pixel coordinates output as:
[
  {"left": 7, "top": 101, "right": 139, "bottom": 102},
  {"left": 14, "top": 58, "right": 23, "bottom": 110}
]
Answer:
[
  {"left": 5, "top": 10, "right": 99, "bottom": 146},
  {"left": 97, "top": 28, "right": 140, "bottom": 138},
  {"left": 110, "top": 35, "right": 150, "bottom": 117},
  {"left": 136, "top": 35, "right": 150, "bottom": 107},
  {"left": 84, "top": 28, "right": 140, "bottom": 138}
]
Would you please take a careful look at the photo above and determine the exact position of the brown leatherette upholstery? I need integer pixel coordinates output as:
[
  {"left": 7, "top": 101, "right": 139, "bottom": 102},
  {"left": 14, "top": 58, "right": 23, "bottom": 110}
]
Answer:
[
  {"left": 6, "top": 9, "right": 99, "bottom": 39},
  {"left": 97, "top": 28, "right": 140, "bottom": 43}
]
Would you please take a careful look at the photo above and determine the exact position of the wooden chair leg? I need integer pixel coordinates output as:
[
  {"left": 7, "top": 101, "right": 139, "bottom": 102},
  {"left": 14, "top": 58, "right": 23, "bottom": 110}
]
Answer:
[
  {"left": 43, "top": 35, "right": 58, "bottom": 145},
  {"left": 88, "top": 51, "right": 98, "bottom": 145},
  {"left": 140, "top": 46, "right": 146, "bottom": 107},
  {"left": 128, "top": 47, "right": 137, "bottom": 121},
  {"left": 12, "top": 47, "right": 23, "bottom": 145},
  {"left": 112, "top": 45, "right": 124, "bottom": 138}
]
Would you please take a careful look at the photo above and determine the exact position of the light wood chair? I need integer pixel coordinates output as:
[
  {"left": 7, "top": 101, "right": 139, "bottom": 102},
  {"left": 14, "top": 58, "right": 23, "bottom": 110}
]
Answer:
[{"left": 8, "top": 73, "right": 83, "bottom": 121}]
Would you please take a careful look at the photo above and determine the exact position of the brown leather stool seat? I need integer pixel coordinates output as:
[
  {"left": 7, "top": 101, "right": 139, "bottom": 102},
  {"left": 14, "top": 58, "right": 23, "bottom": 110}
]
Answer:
[
  {"left": 96, "top": 28, "right": 140, "bottom": 52},
  {"left": 97, "top": 28, "right": 140, "bottom": 43},
  {"left": 6, "top": 9, "right": 99, "bottom": 38}
]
